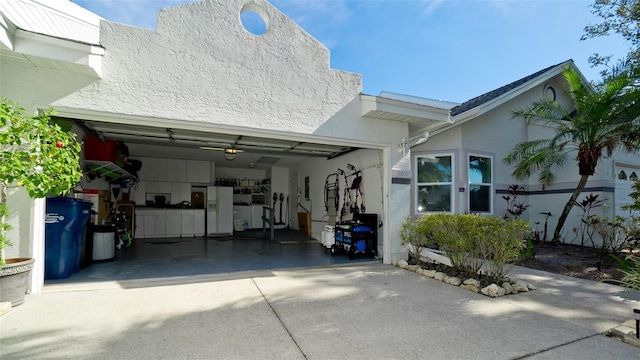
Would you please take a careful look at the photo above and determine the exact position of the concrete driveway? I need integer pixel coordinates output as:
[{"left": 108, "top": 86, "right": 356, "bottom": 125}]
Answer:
[{"left": 1, "top": 263, "right": 639, "bottom": 359}]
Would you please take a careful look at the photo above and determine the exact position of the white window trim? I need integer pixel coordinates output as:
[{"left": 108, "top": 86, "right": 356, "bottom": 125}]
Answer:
[
  {"left": 467, "top": 153, "right": 494, "bottom": 214},
  {"left": 414, "top": 153, "right": 455, "bottom": 214}
]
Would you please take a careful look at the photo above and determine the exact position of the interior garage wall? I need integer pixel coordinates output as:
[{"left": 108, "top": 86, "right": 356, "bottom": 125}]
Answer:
[{"left": 291, "top": 148, "right": 385, "bottom": 254}]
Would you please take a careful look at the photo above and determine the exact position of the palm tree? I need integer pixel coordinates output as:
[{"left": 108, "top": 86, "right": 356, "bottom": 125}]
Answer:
[{"left": 504, "top": 66, "right": 640, "bottom": 242}]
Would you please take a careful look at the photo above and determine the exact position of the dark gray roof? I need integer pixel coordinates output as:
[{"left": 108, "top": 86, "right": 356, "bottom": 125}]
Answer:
[{"left": 450, "top": 60, "right": 571, "bottom": 117}]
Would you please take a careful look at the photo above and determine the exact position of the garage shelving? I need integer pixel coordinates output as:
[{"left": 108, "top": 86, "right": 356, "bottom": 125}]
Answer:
[{"left": 85, "top": 160, "right": 137, "bottom": 182}]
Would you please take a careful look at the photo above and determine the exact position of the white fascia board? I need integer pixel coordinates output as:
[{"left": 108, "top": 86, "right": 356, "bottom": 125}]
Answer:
[
  {"left": 54, "top": 107, "right": 389, "bottom": 150},
  {"left": 12, "top": 29, "right": 103, "bottom": 77}
]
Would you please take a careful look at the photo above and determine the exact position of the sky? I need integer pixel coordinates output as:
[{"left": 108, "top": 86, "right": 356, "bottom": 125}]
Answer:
[{"left": 71, "top": 0, "right": 629, "bottom": 104}]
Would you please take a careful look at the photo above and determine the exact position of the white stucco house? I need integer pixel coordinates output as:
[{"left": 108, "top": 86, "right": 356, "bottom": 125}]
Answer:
[{"left": 1, "top": 0, "right": 638, "bottom": 295}]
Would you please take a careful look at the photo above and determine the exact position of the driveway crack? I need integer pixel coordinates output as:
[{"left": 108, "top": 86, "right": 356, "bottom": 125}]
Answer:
[
  {"left": 252, "top": 277, "right": 308, "bottom": 359},
  {"left": 511, "top": 333, "right": 601, "bottom": 359}
]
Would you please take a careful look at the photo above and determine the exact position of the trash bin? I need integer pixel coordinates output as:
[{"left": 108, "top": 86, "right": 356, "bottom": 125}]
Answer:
[
  {"left": 92, "top": 225, "right": 116, "bottom": 260},
  {"left": 45, "top": 197, "right": 93, "bottom": 280}
]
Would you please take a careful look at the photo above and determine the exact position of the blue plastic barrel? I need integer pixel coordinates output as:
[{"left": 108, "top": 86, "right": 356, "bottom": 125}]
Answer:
[{"left": 45, "top": 198, "right": 93, "bottom": 279}]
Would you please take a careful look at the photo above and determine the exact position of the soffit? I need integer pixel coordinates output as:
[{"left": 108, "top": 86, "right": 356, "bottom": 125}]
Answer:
[
  {"left": 361, "top": 94, "right": 454, "bottom": 134},
  {"left": 0, "top": 0, "right": 101, "bottom": 46}
]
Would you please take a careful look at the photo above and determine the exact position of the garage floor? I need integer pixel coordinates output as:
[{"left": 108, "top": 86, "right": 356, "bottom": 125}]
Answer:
[{"left": 45, "top": 229, "right": 378, "bottom": 286}]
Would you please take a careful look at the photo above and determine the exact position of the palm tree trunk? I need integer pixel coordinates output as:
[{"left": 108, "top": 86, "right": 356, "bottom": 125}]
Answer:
[{"left": 553, "top": 174, "right": 590, "bottom": 243}]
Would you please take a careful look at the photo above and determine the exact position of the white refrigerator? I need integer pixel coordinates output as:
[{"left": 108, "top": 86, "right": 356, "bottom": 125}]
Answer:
[{"left": 206, "top": 186, "right": 233, "bottom": 236}]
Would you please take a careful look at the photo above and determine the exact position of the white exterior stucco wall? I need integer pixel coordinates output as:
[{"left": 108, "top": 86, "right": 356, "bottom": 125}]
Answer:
[
  {"left": 408, "top": 73, "right": 633, "bottom": 246},
  {"left": 53, "top": 0, "right": 362, "bottom": 135}
]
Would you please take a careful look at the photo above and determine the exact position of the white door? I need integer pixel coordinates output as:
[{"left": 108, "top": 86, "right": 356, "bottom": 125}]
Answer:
[{"left": 614, "top": 164, "right": 640, "bottom": 218}]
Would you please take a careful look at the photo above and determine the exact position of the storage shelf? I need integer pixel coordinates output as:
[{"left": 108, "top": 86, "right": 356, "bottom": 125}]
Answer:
[{"left": 85, "top": 160, "right": 137, "bottom": 181}]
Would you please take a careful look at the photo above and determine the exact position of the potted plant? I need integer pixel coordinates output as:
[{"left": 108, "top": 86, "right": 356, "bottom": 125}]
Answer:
[{"left": 0, "top": 98, "right": 82, "bottom": 306}]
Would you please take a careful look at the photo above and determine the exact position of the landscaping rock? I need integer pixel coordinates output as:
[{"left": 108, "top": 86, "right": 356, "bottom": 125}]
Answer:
[
  {"left": 434, "top": 272, "right": 446, "bottom": 281},
  {"left": 513, "top": 281, "right": 530, "bottom": 293},
  {"left": 423, "top": 270, "right": 437, "bottom": 278},
  {"left": 481, "top": 284, "right": 506, "bottom": 298},
  {"left": 460, "top": 284, "right": 479, "bottom": 293},
  {"left": 526, "top": 282, "right": 537, "bottom": 290},
  {"left": 447, "top": 276, "right": 461, "bottom": 286},
  {"left": 463, "top": 279, "right": 480, "bottom": 287},
  {"left": 397, "top": 259, "right": 408, "bottom": 269},
  {"left": 502, "top": 282, "right": 514, "bottom": 295},
  {"left": 406, "top": 265, "right": 421, "bottom": 272}
]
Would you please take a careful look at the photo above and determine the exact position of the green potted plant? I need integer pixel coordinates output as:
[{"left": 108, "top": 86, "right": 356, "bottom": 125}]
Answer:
[{"left": 0, "top": 98, "right": 82, "bottom": 306}]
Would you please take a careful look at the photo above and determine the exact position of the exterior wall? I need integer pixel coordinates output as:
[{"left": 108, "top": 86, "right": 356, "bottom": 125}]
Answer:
[
  {"left": 1, "top": 54, "right": 101, "bottom": 293},
  {"left": 2, "top": 0, "right": 409, "bottom": 293},
  {"left": 409, "top": 74, "right": 638, "bottom": 246},
  {"left": 52, "top": 0, "right": 362, "bottom": 135}
]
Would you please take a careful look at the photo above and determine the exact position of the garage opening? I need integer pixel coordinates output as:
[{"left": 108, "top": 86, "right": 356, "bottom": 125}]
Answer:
[{"left": 44, "top": 116, "right": 385, "bottom": 286}]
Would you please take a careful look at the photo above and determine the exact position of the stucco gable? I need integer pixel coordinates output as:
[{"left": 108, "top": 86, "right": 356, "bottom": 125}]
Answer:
[{"left": 56, "top": 0, "right": 362, "bottom": 134}]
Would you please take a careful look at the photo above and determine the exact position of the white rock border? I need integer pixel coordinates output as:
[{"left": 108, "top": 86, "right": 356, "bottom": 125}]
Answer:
[{"left": 393, "top": 259, "right": 536, "bottom": 298}]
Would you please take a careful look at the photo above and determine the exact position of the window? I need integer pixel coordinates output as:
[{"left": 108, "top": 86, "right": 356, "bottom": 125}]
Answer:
[
  {"left": 468, "top": 155, "right": 492, "bottom": 213},
  {"left": 619, "top": 170, "right": 628, "bottom": 180},
  {"left": 416, "top": 155, "right": 453, "bottom": 213}
]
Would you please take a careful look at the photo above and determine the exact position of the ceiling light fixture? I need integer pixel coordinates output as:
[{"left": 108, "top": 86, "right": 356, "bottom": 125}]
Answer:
[{"left": 224, "top": 148, "right": 237, "bottom": 161}]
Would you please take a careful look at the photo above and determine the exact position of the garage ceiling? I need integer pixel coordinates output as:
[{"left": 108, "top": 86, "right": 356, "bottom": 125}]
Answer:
[{"left": 73, "top": 118, "right": 358, "bottom": 168}]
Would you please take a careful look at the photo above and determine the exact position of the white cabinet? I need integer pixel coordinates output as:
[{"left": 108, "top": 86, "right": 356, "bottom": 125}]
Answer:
[
  {"left": 165, "top": 210, "right": 182, "bottom": 237},
  {"left": 140, "top": 209, "right": 165, "bottom": 238},
  {"left": 170, "top": 182, "right": 191, "bottom": 204},
  {"left": 167, "top": 159, "right": 188, "bottom": 182},
  {"left": 181, "top": 211, "right": 195, "bottom": 237},
  {"left": 140, "top": 211, "right": 156, "bottom": 238},
  {"left": 139, "top": 157, "right": 168, "bottom": 181},
  {"left": 136, "top": 209, "right": 206, "bottom": 238},
  {"left": 146, "top": 181, "right": 171, "bottom": 194},
  {"left": 194, "top": 211, "right": 205, "bottom": 236},
  {"left": 135, "top": 214, "right": 145, "bottom": 238},
  {"left": 130, "top": 181, "right": 146, "bottom": 204},
  {"left": 153, "top": 212, "right": 166, "bottom": 236},
  {"left": 187, "top": 160, "right": 211, "bottom": 183}
]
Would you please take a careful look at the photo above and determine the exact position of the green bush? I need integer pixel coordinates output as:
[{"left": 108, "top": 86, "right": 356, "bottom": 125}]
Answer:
[
  {"left": 613, "top": 254, "right": 640, "bottom": 291},
  {"left": 399, "top": 216, "right": 423, "bottom": 264},
  {"left": 401, "top": 213, "right": 528, "bottom": 283},
  {"left": 478, "top": 216, "right": 528, "bottom": 283}
]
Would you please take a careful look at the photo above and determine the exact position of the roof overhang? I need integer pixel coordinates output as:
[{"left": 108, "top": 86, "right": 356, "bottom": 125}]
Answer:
[
  {"left": 0, "top": 15, "right": 103, "bottom": 77},
  {"left": 361, "top": 94, "right": 454, "bottom": 137}
]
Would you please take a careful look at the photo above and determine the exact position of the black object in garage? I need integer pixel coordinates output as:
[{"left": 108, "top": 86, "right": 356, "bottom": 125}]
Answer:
[{"left": 331, "top": 213, "right": 378, "bottom": 260}]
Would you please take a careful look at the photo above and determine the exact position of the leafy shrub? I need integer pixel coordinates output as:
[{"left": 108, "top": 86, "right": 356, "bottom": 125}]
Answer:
[
  {"left": 399, "top": 216, "right": 424, "bottom": 264},
  {"left": 479, "top": 216, "right": 528, "bottom": 283},
  {"left": 402, "top": 213, "right": 528, "bottom": 282},
  {"left": 612, "top": 254, "right": 640, "bottom": 291},
  {"left": 586, "top": 215, "right": 638, "bottom": 267}
]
